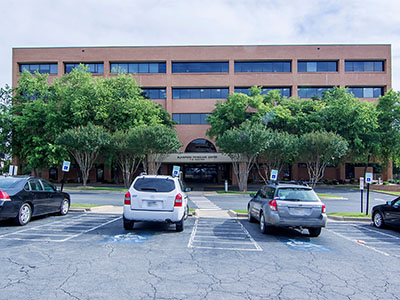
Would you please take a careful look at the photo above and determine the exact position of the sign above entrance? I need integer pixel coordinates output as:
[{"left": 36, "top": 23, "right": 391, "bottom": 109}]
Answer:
[{"left": 162, "top": 153, "right": 232, "bottom": 163}]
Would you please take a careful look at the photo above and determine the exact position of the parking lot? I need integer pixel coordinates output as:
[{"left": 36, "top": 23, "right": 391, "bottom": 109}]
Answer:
[{"left": 1, "top": 192, "right": 400, "bottom": 300}]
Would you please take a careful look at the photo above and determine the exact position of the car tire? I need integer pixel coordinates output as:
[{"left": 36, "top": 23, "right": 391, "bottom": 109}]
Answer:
[
  {"left": 308, "top": 227, "right": 322, "bottom": 237},
  {"left": 59, "top": 199, "right": 70, "bottom": 216},
  {"left": 260, "top": 213, "right": 270, "bottom": 234},
  {"left": 15, "top": 203, "right": 32, "bottom": 226},
  {"left": 248, "top": 207, "right": 256, "bottom": 223},
  {"left": 373, "top": 211, "right": 385, "bottom": 228},
  {"left": 123, "top": 216, "right": 134, "bottom": 230},
  {"left": 176, "top": 218, "right": 184, "bottom": 232}
]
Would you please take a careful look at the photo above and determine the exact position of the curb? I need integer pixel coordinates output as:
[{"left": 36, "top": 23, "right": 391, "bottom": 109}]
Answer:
[{"left": 327, "top": 215, "right": 371, "bottom": 222}]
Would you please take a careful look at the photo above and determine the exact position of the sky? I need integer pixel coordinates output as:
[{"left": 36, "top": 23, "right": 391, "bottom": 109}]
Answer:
[{"left": 1, "top": 0, "right": 400, "bottom": 91}]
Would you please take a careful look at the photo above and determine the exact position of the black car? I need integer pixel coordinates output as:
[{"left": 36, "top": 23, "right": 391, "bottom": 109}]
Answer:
[
  {"left": 0, "top": 176, "right": 70, "bottom": 226},
  {"left": 372, "top": 197, "right": 400, "bottom": 229}
]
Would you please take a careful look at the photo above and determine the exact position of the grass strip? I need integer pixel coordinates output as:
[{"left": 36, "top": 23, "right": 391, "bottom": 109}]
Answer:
[
  {"left": 317, "top": 193, "right": 341, "bottom": 198},
  {"left": 372, "top": 190, "right": 400, "bottom": 196},
  {"left": 327, "top": 212, "right": 371, "bottom": 217},
  {"left": 70, "top": 203, "right": 103, "bottom": 208},
  {"left": 65, "top": 187, "right": 127, "bottom": 192}
]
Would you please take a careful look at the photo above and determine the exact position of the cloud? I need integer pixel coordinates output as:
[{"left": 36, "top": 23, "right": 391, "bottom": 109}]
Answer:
[{"left": 1, "top": 0, "right": 399, "bottom": 90}]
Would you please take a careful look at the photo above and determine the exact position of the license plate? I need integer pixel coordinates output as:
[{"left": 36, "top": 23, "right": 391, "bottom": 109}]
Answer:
[
  {"left": 290, "top": 207, "right": 309, "bottom": 216},
  {"left": 145, "top": 200, "right": 162, "bottom": 208}
]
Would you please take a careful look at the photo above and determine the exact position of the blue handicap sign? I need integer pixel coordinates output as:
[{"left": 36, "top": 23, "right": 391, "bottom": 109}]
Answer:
[
  {"left": 102, "top": 233, "right": 151, "bottom": 244},
  {"left": 282, "top": 238, "right": 331, "bottom": 252}
]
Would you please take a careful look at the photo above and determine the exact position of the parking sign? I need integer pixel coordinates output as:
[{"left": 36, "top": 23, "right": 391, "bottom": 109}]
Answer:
[
  {"left": 365, "top": 173, "right": 373, "bottom": 184},
  {"left": 172, "top": 165, "right": 180, "bottom": 177},
  {"left": 62, "top": 161, "right": 71, "bottom": 172},
  {"left": 270, "top": 169, "right": 278, "bottom": 181}
]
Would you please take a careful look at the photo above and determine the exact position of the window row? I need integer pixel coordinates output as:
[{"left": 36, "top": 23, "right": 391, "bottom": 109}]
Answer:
[
  {"left": 172, "top": 88, "right": 229, "bottom": 99},
  {"left": 65, "top": 63, "right": 104, "bottom": 74},
  {"left": 235, "top": 87, "right": 291, "bottom": 98},
  {"left": 110, "top": 62, "right": 166, "bottom": 74},
  {"left": 172, "top": 113, "right": 211, "bottom": 124},
  {"left": 19, "top": 60, "right": 386, "bottom": 75},
  {"left": 139, "top": 86, "right": 384, "bottom": 99}
]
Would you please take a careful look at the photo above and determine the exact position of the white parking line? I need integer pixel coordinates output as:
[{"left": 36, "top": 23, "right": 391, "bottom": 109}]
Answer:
[
  {"left": 188, "top": 218, "right": 262, "bottom": 251},
  {"left": 0, "top": 214, "right": 121, "bottom": 242}
]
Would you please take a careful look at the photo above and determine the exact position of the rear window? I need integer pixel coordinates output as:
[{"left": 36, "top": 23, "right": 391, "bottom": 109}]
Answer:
[
  {"left": 276, "top": 188, "right": 320, "bottom": 202},
  {"left": 0, "top": 177, "right": 24, "bottom": 189},
  {"left": 133, "top": 178, "right": 176, "bottom": 192}
]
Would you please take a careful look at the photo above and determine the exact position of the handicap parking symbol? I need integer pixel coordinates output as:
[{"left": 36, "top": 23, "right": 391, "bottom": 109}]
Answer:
[
  {"left": 103, "top": 233, "right": 150, "bottom": 244},
  {"left": 284, "top": 239, "right": 331, "bottom": 252}
]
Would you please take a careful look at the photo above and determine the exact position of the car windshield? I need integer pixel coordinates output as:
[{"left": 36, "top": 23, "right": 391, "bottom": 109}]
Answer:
[
  {"left": 277, "top": 188, "right": 320, "bottom": 202},
  {"left": 0, "top": 177, "right": 24, "bottom": 189},
  {"left": 134, "top": 178, "right": 175, "bottom": 192}
]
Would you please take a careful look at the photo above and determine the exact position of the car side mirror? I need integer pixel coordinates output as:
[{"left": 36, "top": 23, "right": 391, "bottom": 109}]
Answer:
[
  {"left": 386, "top": 201, "right": 392, "bottom": 205},
  {"left": 250, "top": 193, "right": 255, "bottom": 198},
  {"left": 185, "top": 188, "right": 191, "bottom": 192},
  {"left": 56, "top": 187, "right": 61, "bottom": 192}
]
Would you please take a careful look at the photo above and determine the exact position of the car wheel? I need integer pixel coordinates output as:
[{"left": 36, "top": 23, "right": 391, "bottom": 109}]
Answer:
[
  {"left": 59, "top": 199, "right": 70, "bottom": 216},
  {"left": 248, "top": 207, "right": 256, "bottom": 223},
  {"left": 308, "top": 227, "right": 322, "bottom": 237},
  {"left": 15, "top": 203, "right": 32, "bottom": 226},
  {"left": 373, "top": 212, "right": 385, "bottom": 228},
  {"left": 260, "top": 213, "right": 270, "bottom": 234},
  {"left": 123, "top": 216, "right": 134, "bottom": 230},
  {"left": 176, "top": 218, "right": 184, "bottom": 232}
]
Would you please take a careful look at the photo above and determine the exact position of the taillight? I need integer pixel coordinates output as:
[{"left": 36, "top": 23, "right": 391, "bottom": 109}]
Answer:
[
  {"left": 0, "top": 190, "right": 10, "bottom": 200},
  {"left": 174, "top": 193, "right": 183, "bottom": 207},
  {"left": 124, "top": 191, "right": 131, "bottom": 205},
  {"left": 269, "top": 199, "right": 277, "bottom": 211},
  {"left": 322, "top": 204, "right": 326, "bottom": 213}
]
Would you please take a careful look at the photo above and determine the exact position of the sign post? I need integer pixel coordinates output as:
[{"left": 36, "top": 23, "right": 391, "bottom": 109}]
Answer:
[
  {"left": 270, "top": 169, "right": 278, "bottom": 182},
  {"left": 61, "top": 161, "right": 71, "bottom": 192},
  {"left": 365, "top": 172, "right": 373, "bottom": 216},
  {"left": 359, "top": 177, "right": 364, "bottom": 213}
]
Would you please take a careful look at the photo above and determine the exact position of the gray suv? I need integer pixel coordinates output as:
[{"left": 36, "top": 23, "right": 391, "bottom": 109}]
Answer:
[{"left": 247, "top": 182, "right": 327, "bottom": 237}]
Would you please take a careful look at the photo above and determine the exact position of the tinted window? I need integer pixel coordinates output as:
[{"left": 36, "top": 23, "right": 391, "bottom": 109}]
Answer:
[
  {"left": 347, "top": 87, "right": 383, "bottom": 98},
  {"left": 277, "top": 188, "right": 320, "bottom": 202},
  {"left": 235, "top": 87, "right": 291, "bottom": 97},
  {"left": 235, "top": 61, "right": 291, "bottom": 72},
  {"left": 172, "top": 88, "right": 229, "bottom": 99},
  {"left": 172, "top": 62, "right": 228, "bottom": 73},
  {"left": 41, "top": 180, "right": 56, "bottom": 192},
  {"left": 142, "top": 88, "right": 167, "bottom": 99},
  {"left": 134, "top": 178, "right": 175, "bottom": 192},
  {"left": 110, "top": 62, "right": 166, "bottom": 74},
  {"left": 298, "top": 61, "right": 337, "bottom": 72},
  {"left": 29, "top": 180, "right": 43, "bottom": 191},
  {"left": 19, "top": 63, "right": 58, "bottom": 74},
  {"left": 298, "top": 87, "right": 333, "bottom": 98},
  {"left": 345, "top": 61, "right": 384, "bottom": 72},
  {"left": 0, "top": 177, "right": 24, "bottom": 189}
]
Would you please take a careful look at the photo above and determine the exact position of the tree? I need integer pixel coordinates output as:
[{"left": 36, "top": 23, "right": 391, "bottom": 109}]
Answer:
[
  {"left": 12, "top": 68, "right": 174, "bottom": 176},
  {"left": 129, "top": 125, "right": 182, "bottom": 175},
  {"left": 109, "top": 129, "right": 144, "bottom": 188},
  {"left": 0, "top": 85, "right": 12, "bottom": 159},
  {"left": 298, "top": 131, "right": 348, "bottom": 187},
  {"left": 256, "top": 130, "right": 298, "bottom": 183},
  {"left": 217, "top": 121, "right": 269, "bottom": 191},
  {"left": 56, "top": 124, "right": 111, "bottom": 186},
  {"left": 206, "top": 87, "right": 272, "bottom": 139},
  {"left": 319, "top": 87, "right": 380, "bottom": 168},
  {"left": 376, "top": 89, "right": 400, "bottom": 166},
  {"left": 12, "top": 72, "right": 67, "bottom": 174}
]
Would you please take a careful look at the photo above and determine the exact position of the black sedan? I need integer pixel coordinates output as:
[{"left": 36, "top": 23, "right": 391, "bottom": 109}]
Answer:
[
  {"left": 0, "top": 176, "right": 70, "bottom": 226},
  {"left": 372, "top": 197, "right": 400, "bottom": 229}
]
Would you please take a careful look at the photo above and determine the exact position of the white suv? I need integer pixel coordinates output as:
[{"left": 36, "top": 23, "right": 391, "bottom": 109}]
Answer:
[{"left": 123, "top": 175, "right": 190, "bottom": 232}]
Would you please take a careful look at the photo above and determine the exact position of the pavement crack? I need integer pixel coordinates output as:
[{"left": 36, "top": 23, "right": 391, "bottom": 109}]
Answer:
[{"left": 57, "top": 266, "right": 81, "bottom": 300}]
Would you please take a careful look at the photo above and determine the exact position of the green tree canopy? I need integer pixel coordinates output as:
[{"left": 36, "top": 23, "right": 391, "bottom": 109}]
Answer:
[
  {"left": 376, "top": 89, "right": 400, "bottom": 166},
  {"left": 56, "top": 124, "right": 111, "bottom": 186},
  {"left": 217, "top": 121, "right": 269, "bottom": 191},
  {"left": 128, "top": 125, "right": 182, "bottom": 175},
  {"left": 299, "top": 131, "right": 349, "bottom": 187},
  {"left": 0, "top": 85, "right": 12, "bottom": 160}
]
